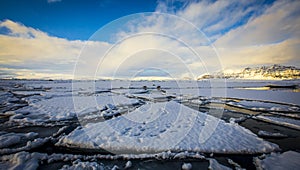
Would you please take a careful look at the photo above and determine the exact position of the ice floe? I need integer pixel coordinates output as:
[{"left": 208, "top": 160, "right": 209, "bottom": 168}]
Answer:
[
  {"left": 0, "top": 151, "right": 44, "bottom": 170},
  {"left": 60, "top": 160, "right": 104, "bottom": 170},
  {"left": 0, "top": 91, "right": 28, "bottom": 113},
  {"left": 0, "top": 131, "right": 38, "bottom": 149},
  {"left": 227, "top": 100, "right": 300, "bottom": 112},
  {"left": 181, "top": 162, "right": 192, "bottom": 170},
  {"left": 0, "top": 137, "right": 51, "bottom": 155},
  {"left": 257, "top": 130, "right": 288, "bottom": 138},
  {"left": 128, "top": 93, "right": 176, "bottom": 102},
  {"left": 1, "top": 79, "right": 300, "bottom": 169},
  {"left": 56, "top": 101, "right": 279, "bottom": 154},
  {"left": 208, "top": 159, "right": 231, "bottom": 170},
  {"left": 254, "top": 151, "right": 300, "bottom": 170},
  {"left": 11, "top": 94, "right": 141, "bottom": 123},
  {"left": 255, "top": 115, "right": 300, "bottom": 130},
  {"left": 124, "top": 160, "right": 132, "bottom": 169}
]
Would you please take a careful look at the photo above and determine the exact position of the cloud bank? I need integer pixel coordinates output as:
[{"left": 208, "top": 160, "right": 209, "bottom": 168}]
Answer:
[{"left": 0, "top": 0, "right": 299, "bottom": 79}]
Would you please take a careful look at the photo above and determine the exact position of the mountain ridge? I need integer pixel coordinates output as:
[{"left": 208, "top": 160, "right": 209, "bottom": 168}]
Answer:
[{"left": 198, "top": 64, "right": 300, "bottom": 80}]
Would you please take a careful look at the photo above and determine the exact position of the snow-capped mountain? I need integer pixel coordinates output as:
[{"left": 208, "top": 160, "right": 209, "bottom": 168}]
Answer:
[{"left": 198, "top": 65, "right": 300, "bottom": 80}]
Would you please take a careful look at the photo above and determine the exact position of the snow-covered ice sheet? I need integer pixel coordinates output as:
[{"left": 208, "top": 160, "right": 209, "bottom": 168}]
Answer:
[
  {"left": 256, "top": 115, "right": 300, "bottom": 130},
  {"left": 2, "top": 79, "right": 299, "bottom": 106},
  {"left": 12, "top": 94, "right": 140, "bottom": 123},
  {"left": 57, "top": 101, "right": 278, "bottom": 154},
  {"left": 11, "top": 96, "right": 78, "bottom": 123},
  {"left": 254, "top": 151, "right": 300, "bottom": 170}
]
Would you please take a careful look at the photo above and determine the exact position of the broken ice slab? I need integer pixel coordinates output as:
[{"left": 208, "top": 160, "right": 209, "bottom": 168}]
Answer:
[
  {"left": 257, "top": 130, "right": 288, "bottom": 138},
  {"left": 254, "top": 151, "right": 300, "bottom": 169},
  {"left": 226, "top": 99, "right": 300, "bottom": 113},
  {"left": 255, "top": 115, "right": 300, "bottom": 131},
  {"left": 0, "top": 131, "right": 38, "bottom": 149},
  {"left": 12, "top": 94, "right": 141, "bottom": 123},
  {"left": 56, "top": 101, "right": 279, "bottom": 154}
]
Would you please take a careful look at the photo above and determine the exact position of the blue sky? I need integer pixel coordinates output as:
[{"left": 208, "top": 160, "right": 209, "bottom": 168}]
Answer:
[
  {"left": 0, "top": 0, "right": 299, "bottom": 79},
  {"left": 0, "top": 0, "right": 275, "bottom": 41},
  {"left": 0, "top": 0, "right": 157, "bottom": 40}
]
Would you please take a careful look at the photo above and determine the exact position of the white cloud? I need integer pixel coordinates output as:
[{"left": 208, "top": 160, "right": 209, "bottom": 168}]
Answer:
[
  {"left": 47, "top": 0, "right": 62, "bottom": 3},
  {"left": 215, "top": 0, "right": 300, "bottom": 47},
  {"left": 101, "top": 0, "right": 298, "bottom": 79},
  {"left": 158, "top": 0, "right": 265, "bottom": 40},
  {"left": 0, "top": 0, "right": 299, "bottom": 79},
  {"left": 83, "top": 14, "right": 220, "bottom": 80},
  {"left": 217, "top": 39, "right": 300, "bottom": 69},
  {"left": 214, "top": 0, "right": 300, "bottom": 68},
  {"left": 0, "top": 19, "right": 110, "bottom": 79},
  {"left": 152, "top": 0, "right": 300, "bottom": 70}
]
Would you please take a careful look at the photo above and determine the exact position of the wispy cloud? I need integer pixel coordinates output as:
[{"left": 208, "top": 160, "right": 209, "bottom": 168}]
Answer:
[
  {"left": 157, "top": 0, "right": 268, "bottom": 41},
  {"left": 47, "top": 0, "right": 62, "bottom": 3}
]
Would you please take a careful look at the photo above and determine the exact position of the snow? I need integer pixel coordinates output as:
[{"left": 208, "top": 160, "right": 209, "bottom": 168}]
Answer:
[
  {"left": 56, "top": 101, "right": 279, "bottom": 154},
  {"left": 256, "top": 115, "right": 300, "bottom": 130},
  {"left": 0, "top": 111, "right": 15, "bottom": 116},
  {"left": 60, "top": 160, "right": 104, "bottom": 170},
  {"left": 111, "top": 165, "right": 119, "bottom": 170},
  {"left": 254, "top": 151, "right": 300, "bottom": 170},
  {"left": 0, "top": 151, "right": 44, "bottom": 170},
  {"left": 0, "top": 131, "right": 38, "bottom": 149},
  {"left": 1, "top": 79, "right": 299, "bottom": 168},
  {"left": 12, "top": 94, "right": 141, "bottom": 123},
  {"left": 229, "top": 117, "right": 247, "bottom": 124},
  {"left": 1, "top": 151, "right": 203, "bottom": 170},
  {"left": 181, "top": 162, "right": 192, "bottom": 170},
  {"left": 0, "top": 91, "right": 27, "bottom": 113},
  {"left": 257, "top": 130, "right": 288, "bottom": 138},
  {"left": 227, "top": 159, "right": 243, "bottom": 170},
  {"left": 208, "top": 159, "right": 231, "bottom": 170},
  {"left": 202, "top": 65, "right": 300, "bottom": 80},
  {"left": 0, "top": 137, "right": 51, "bottom": 155},
  {"left": 124, "top": 160, "right": 132, "bottom": 169}
]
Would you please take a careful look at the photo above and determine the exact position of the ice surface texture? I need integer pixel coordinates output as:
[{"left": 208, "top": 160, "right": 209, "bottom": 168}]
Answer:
[{"left": 57, "top": 101, "right": 279, "bottom": 154}]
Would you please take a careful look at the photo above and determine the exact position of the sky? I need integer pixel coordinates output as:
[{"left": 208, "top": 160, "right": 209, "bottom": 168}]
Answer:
[{"left": 0, "top": 0, "right": 299, "bottom": 79}]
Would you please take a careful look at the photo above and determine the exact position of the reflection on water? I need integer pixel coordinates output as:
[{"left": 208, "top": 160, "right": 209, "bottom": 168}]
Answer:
[
  {"left": 291, "top": 88, "right": 300, "bottom": 92},
  {"left": 238, "top": 87, "right": 270, "bottom": 90}
]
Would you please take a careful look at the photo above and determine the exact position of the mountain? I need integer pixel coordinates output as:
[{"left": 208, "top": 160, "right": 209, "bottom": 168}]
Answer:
[{"left": 198, "top": 64, "right": 300, "bottom": 80}]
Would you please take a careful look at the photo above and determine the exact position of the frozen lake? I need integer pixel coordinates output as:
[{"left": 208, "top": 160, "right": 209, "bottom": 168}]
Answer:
[{"left": 0, "top": 79, "right": 299, "bottom": 169}]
